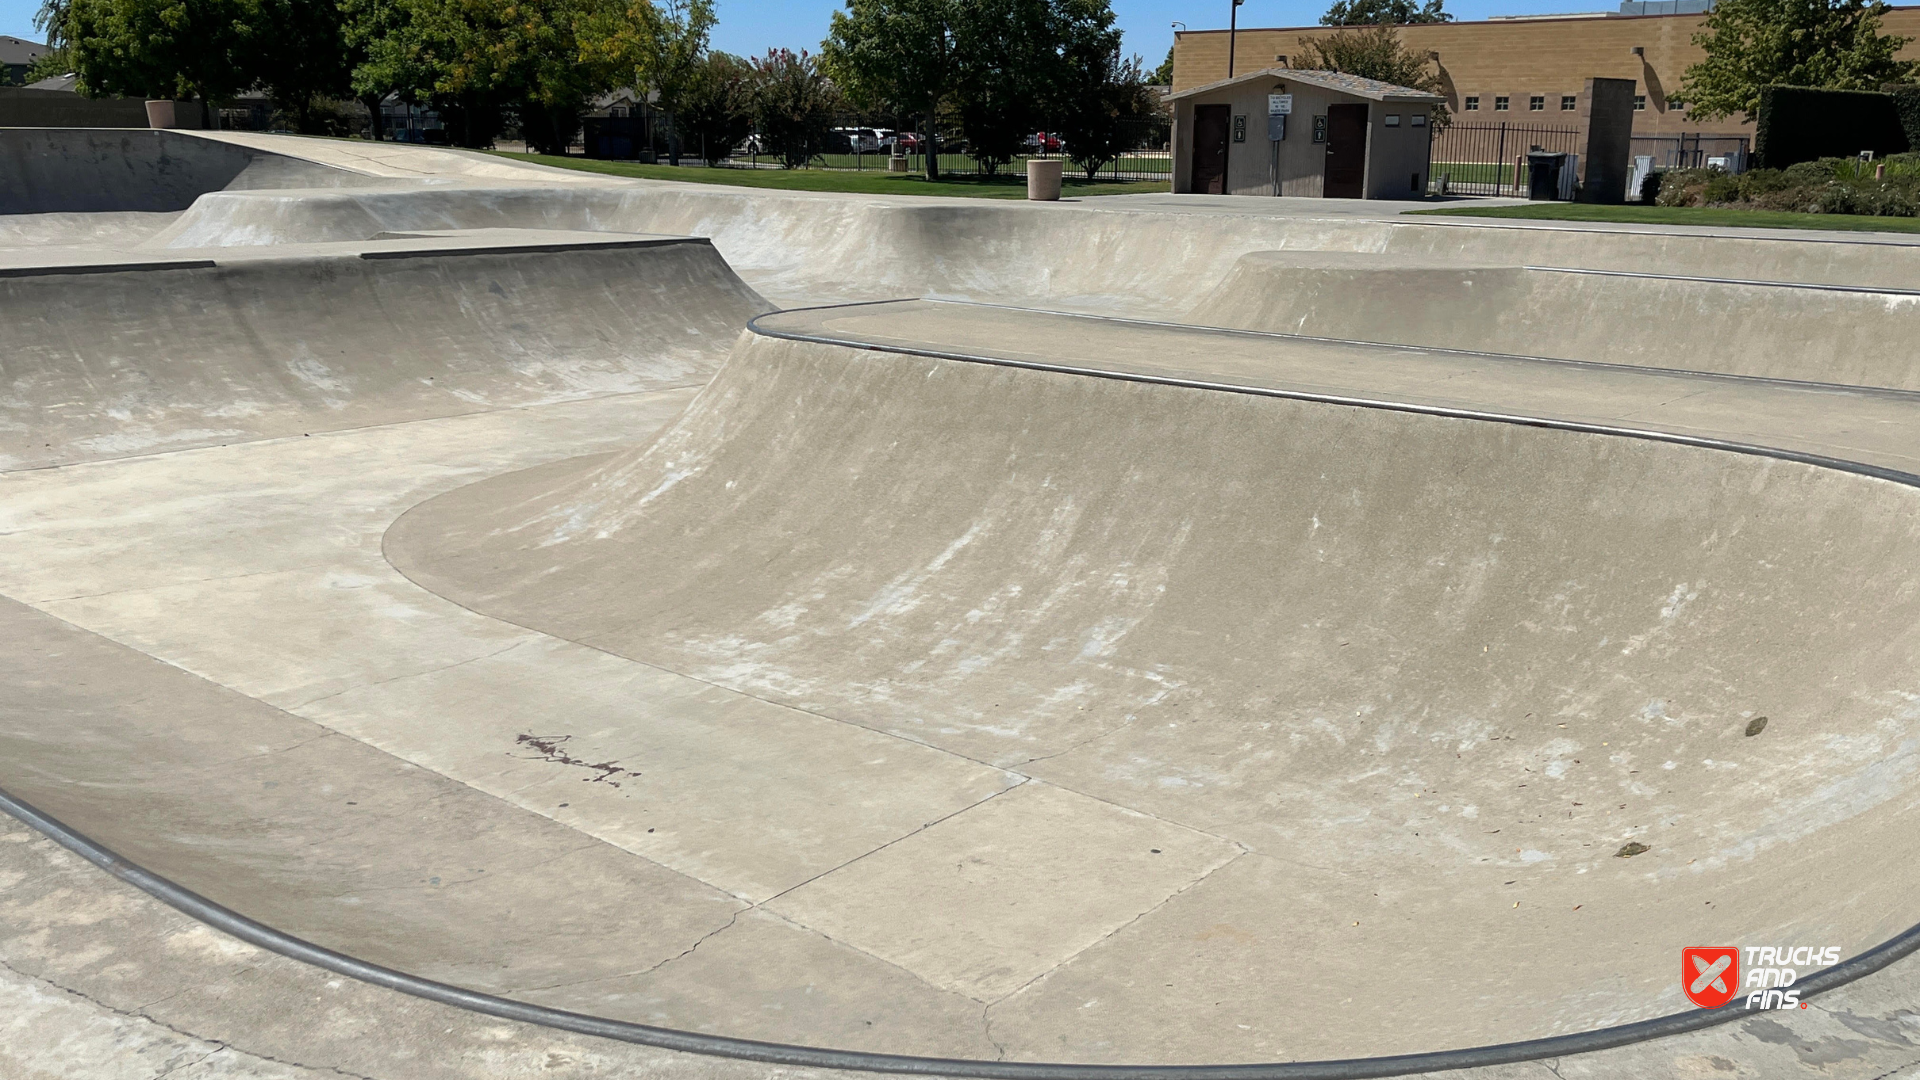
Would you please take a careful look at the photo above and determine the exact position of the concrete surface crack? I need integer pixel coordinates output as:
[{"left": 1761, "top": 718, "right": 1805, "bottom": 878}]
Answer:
[
  {"left": 1011, "top": 719, "right": 1128, "bottom": 768},
  {"left": 986, "top": 848, "right": 1249, "bottom": 1007},
  {"left": 149, "top": 1047, "right": 222, "bottom": 1079},
  {"left": 36, "top": 563, "right": 334, "bottom": 606},
  {"left": 508, "top": 907, "right": 748, "bottom": 994},
  {"left": 981, "top": 1002, "right": 1010, "bottom": 1061},
  {"left": 759, "top": 779, "right": 1030, "bottom": 906},
  {"left": 283, "top": 637, "right": 535, "bottom": 711}
]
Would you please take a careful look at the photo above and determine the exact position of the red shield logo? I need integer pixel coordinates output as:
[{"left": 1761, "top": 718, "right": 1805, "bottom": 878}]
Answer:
[{"left": 1683, "top": 947, "right": 1739, "bottom": 1008}]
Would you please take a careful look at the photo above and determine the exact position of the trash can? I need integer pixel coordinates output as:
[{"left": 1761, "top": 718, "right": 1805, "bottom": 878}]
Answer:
[
  {"left": 1527, "top": 151, "right": 1569, "bottom": 201},
  {"left": 1027, "top": 158, "right": 1063, "bottom": 201}
]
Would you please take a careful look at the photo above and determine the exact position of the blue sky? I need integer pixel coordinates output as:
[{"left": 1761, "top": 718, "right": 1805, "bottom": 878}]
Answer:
[{"left": 1, "top": 0, "right": 1620, "bottom": 68}]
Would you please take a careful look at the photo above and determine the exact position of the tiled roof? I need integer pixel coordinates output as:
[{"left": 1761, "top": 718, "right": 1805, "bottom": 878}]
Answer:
[{"left": 1167, "top": 66, "right": 1445, "bottom": 103}]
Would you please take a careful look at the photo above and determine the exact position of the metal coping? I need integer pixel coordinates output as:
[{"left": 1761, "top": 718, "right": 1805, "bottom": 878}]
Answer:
[
  {"left": 6, "top": 783, "right": 1919, "bottom": 1080},
  {"left": 358, "top": 235, "right": 709, "bottom": 260},
  {"left": 7, "top": 304, "right": 1920, "bottom": 1077},
  {"left": 0, "top": 259, "right": 219, "bottom": 278},
  {"left": 1520, "top": 263, "right": 1920, "bottom": 297}
]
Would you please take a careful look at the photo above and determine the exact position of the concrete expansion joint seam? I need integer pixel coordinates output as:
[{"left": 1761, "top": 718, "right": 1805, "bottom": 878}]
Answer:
[
  {"left": 8, "top": 760, "right": 1920, "bottom": 1076},
  {"left": 0, "top": 949, "right": 376, "bottom": 1080}
]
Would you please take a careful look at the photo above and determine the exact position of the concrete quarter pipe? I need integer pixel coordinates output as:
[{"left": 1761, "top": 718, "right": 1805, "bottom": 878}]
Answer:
[{"left": 4, "top": 130, "right": 1920, "bottom": 1080}]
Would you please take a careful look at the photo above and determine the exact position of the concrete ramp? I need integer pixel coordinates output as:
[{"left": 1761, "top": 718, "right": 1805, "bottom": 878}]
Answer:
[
  {"left": 383, "top": 315, "right": 1920, "bottom": 1061},
  {"left": 0, "top": 232, "right": 769, "bottom": 469},
  {"left": 1189, "top": 251, "right": 1920, "bottom": 390},
  {"left": 138, "top": 179, "right": 1920, "bottom": 316},
  {"left": 0, "top": 128, "right": 377, "bottom": 215}
]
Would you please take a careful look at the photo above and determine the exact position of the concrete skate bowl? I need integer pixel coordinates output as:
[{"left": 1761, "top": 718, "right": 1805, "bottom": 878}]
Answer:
[
  {"left": 0, "top": 234, "right": 767, "bottom": 469},
  {"left": 0, "top": 128, "right": 376, "bottom": 215},
  {"left": 1186, "top": 251, "right": 1920, "bottom": 391},
  {"left": 375, "top": 329, "right": 1920, "bottom": 1066}
]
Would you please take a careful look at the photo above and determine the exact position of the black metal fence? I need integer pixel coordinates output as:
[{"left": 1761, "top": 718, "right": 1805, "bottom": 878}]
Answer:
[
  {"left": 1427, "top": 122, "right": 1582, "bottom": 196},
  {"left": 1630, "top": 133, "right": 1750, "bottom": 172},
  {"left": 728, "top": 116, "right": 1171, "bottom": 183}
]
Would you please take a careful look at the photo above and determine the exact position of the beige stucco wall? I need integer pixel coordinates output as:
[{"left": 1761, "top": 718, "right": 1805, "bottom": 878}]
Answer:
[
  {"left": 1172, "top": 73, "right": 1437, "bottom": 199},
  {"left": 1171, "top": 7, "right": 1920, "bottom": 139}
]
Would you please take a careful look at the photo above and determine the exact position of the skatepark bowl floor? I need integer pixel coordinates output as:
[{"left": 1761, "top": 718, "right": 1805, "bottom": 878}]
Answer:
[{"left": 8, "top": 128, "right": 1920, "bottom": 1080}]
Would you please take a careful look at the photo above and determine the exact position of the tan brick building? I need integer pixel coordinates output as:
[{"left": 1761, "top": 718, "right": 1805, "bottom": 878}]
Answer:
[{"left": 1170, "top": 7, "right": 1920, "bottom": 139}]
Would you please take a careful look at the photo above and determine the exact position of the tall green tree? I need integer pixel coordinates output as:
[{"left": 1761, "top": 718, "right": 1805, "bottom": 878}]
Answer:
[
  {"left": 1057, "top": 52, "right": 1159, "bottom": 178},
  {"left": 676, "top": 50, "right": 751, "bottom": 164},
  {"left": 1148, "top": 45, "right": 1172, "bottom": 85},
  {"left": 1296, "top": 23, "right": 1449, "bottom": 125},
  {"left": 1320, "top": 0, "right": 1450, "bottom": 25},
  {"left": 59, "top": 0, "right": 263, "bottom": 109},
  {"left": 345, "top": 0, "right": 633, "bottom": 149},
  {"left": 820, "top": 0, "right": 959, "bottom": 179},
  {"left": 1680, "top": 0, "right": 1916, "bottom": 120},
  {"left": 951, "top": 0, "right": 1068, "bottom": 174},
  {"left": 746, "top": 47, "right": 840, "bottom": 168},
  {"left": 579, "top": 0, "right": 714, "bottom": 162},
  {"left": 254, "top": 0, "right": 350, "bottom": 131}
]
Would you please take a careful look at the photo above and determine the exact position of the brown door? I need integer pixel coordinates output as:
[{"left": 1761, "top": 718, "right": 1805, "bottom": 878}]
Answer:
[
  {"left": 1190, "top": 105, "right": 1229, "bottom": 194},
  {"left": 1323, "top": 103, "right": 1368, "bottom": 198}
]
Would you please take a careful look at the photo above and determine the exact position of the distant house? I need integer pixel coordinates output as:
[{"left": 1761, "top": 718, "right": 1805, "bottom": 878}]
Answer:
[{"left": 1, "top": 36, "right": 48, "bottom": 86}]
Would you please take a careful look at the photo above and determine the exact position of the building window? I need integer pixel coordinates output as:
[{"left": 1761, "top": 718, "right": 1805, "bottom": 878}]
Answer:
[
  {"left": 1494, "top": 95, "right": 1510, "bottom": 111},
  {"left": 1385, "top": 114, "right": 1401, "bottom": 126},
  {"left": 1634, "top": 94, "right": 1647, "bottom": 111},
  {"left": 1464, "top": 95, "right": 1479, "bottom": 111},
  {"left": 1561, "top": 95, "right": 1577, "bottom": 110},
  {"left": 1529, "top": 95, "right": 1544, "bottom": 111}
]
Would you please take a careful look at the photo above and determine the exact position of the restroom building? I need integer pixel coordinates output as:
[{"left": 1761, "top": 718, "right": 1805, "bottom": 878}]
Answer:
[{"left": 1168, "top": 69, "right": 1444, "bottom": 198}]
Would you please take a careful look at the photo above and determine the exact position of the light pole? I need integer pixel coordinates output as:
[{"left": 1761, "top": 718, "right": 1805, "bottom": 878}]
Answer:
[{"left": 1228, "top": 0, "right": 1245, "bottom": 78}]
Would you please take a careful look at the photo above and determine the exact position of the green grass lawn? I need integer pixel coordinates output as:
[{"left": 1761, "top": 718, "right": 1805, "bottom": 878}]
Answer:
[
  {"left": 1407, "top": 201, "right": 1920, "bottom": 235},
  {"left": 486, "top": 151, "right": 1170, "bottom": 198}
]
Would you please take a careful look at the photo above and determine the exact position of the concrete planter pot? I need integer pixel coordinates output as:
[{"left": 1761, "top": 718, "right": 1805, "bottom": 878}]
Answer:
[
  {"left": 144, "top": 100, "right": 177, "bottom": 129},
  {"left": 1026, "top": 158, "right": 1063, "bottom": 201}
]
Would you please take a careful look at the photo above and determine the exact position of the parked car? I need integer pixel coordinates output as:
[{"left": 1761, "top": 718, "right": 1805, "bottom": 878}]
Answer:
[
  {"left": 830, "top": 127, "right": 884, "bottom": 154},
  {"left": 1023, "top": 131, "right": 1064, "bottom": 153},
  {"left": 737, "top": 134, "right": 770, "bottom": 155}
]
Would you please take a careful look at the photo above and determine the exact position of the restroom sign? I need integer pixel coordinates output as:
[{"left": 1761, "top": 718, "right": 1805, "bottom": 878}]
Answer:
[{"left": 1268, "top": 93, "right": 1293, "bottom": 115}]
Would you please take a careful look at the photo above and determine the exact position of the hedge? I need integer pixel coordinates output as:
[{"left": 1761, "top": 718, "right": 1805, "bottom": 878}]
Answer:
[
  {"left": 1752, "top": 85, "right": 1910, "bottom": 169},
  {"left": 1892, "top": 84, "right": 1920, "bottom": 156}
]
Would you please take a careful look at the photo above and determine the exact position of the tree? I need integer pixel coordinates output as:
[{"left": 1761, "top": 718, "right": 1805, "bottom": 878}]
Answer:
[
  {"left": 579, "top": 0, "right": 714, "bottom": 163},
  {"left": 1320, "top": 0, "right": 1450, "bottom": 25},
  {"left": 951, "top": 0, "right": 1067, "bottom": 174},
  {"left": 1296, "top": 23, "right": 1449, "bottom": 125},
  {"left": 254, "top": 0, "right": 351, "bottom": 132},
  {"left": 746, "top": 48, "right": 839, "bottom": 168},
  {"left": 821, "top": 0, "right": 959, "bottom": 179},
  {"left": 1055, "top": 52, "right": 1160, "bottom": 179},
  {"left": 1680, "top": 0, "right": 1916, "bottom": 121},
  {"left": 1148, "top": 45, "right": 1172, "bottom": 85},
  {"left": 59, "top": 0, "right": 264, "bottom": 109},
  {"left": 344, "top": 0, "right": 632, "bottom": 149},
  {"left": 23, "top": 47, "right": 72, "bottom": 82},
  {"left": 677, "top": 50, "right": 751, "bottom": 163}
]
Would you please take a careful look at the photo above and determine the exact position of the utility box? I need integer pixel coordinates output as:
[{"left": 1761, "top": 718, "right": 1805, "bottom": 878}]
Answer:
[{"left": 1527, "top": 151, "right": 1569, "bottom": 200}]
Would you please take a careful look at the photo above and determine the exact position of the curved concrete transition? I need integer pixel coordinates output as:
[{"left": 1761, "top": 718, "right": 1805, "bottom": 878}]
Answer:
[{"left": 7, "top": 130, "right": 1920, "bottom": 1079}]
